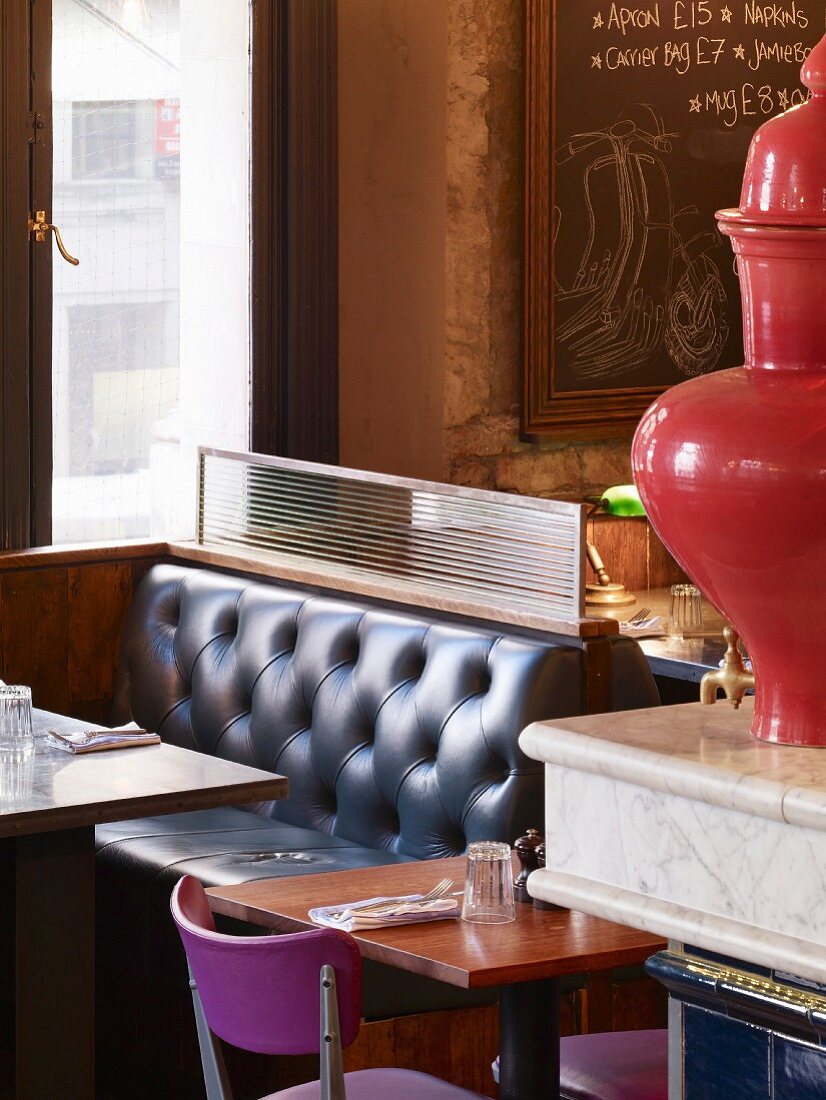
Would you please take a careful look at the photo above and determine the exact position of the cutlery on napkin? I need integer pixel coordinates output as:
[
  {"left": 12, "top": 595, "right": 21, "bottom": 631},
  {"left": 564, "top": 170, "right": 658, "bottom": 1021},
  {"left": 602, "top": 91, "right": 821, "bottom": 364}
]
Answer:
[
  {"left": 309, "top": 893, "right": 461, "bottom": 931},
  {"left": 47, "top": 723, "right": 160, "bottom": 754},
  {"left": 619, "top": 615, "right": 665, "bottom": 638}
]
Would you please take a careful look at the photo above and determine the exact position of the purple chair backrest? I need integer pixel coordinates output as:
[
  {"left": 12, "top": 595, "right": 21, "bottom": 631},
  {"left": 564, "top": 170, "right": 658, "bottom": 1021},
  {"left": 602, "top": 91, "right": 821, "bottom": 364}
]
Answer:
[{"left": 171, "top": 876, "right": 362, "bottom": 1055}]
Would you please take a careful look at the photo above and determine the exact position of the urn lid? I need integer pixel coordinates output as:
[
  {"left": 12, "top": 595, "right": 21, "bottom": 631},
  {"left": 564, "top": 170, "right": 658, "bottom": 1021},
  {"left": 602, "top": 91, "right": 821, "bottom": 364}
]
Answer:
[{"left": 720, "top": 32, "right": 826, "bottom": 227}]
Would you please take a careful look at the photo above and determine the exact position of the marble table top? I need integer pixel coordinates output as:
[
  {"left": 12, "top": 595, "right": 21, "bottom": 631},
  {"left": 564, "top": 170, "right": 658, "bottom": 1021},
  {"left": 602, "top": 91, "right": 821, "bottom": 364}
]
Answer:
[
  {"left": 521, "top": 698, "right": 826, "bottom": 831},
  {"left": 0, "top": 710, "right": 287, "bottom": 837}
]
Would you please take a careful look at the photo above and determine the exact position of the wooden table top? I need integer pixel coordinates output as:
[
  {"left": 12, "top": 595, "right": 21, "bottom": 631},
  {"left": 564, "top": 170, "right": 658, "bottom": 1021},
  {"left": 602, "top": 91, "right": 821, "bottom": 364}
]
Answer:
[
  {"left": 0, "top": 710, "right": 288, "bottom": 838},
  {"left": 207, "top": 857, "right": 665, "bottom": 989}
]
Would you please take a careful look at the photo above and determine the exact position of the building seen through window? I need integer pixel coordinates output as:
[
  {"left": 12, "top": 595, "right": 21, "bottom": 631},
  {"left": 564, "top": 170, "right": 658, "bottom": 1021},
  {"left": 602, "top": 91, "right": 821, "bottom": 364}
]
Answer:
[{"left": 52, "top": 0, "right": 249, "bottom": 542}]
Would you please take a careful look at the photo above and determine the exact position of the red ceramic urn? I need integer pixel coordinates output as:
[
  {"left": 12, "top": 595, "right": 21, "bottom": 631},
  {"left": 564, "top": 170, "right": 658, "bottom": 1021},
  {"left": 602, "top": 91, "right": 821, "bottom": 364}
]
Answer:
[{"left": 632, "top": 35, "right": 826, "bottom": 746}]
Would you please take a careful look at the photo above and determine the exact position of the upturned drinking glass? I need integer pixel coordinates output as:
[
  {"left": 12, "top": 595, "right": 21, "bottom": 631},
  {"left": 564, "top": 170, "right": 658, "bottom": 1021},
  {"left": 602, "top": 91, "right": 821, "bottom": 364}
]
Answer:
[
  {"left": 0, "top": 685, "right": 34, "bottom": 759},
  {"left": 667, "top": 583, "right": 703, "bottom": 640},
  {"left": 461, "top": 841, "right": 516, "bottom": 924}
]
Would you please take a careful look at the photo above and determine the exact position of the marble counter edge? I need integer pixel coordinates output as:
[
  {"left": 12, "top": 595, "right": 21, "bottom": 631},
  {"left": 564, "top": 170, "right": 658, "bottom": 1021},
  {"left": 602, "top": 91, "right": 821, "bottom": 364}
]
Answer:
[
  {"left": 520, "top": 721, "right": 826, "bottom": 828},
  {"left": 528, "top": 868, "right": 826, "bottom": 986}
]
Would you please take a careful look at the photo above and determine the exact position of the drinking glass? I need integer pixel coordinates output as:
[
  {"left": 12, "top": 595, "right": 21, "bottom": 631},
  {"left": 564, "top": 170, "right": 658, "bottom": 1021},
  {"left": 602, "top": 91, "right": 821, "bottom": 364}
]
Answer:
[
  {"left": 461, "top": 841, "right": 516, "bottom": 924},
  {"left": 667, "top": 583, "right": 703, "bottom": 640},
  {"left": 0, "top": 751, "right": 34, "bottom": 806},
  {"left": 0, "top": 685, "right": 34, "bottom": 759}
]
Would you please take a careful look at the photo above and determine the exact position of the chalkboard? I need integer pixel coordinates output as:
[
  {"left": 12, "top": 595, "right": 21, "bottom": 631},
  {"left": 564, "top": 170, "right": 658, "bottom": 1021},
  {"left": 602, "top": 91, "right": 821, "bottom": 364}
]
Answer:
[{"left": 523, "top": 0, "right": 825, "bottom": 438}]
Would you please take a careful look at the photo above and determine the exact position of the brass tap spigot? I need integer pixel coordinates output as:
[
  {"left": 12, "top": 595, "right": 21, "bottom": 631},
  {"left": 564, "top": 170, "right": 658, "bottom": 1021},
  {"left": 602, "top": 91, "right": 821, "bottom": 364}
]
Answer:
[{"left": 700, "top": 626, "right": 755, "bottom": 709}]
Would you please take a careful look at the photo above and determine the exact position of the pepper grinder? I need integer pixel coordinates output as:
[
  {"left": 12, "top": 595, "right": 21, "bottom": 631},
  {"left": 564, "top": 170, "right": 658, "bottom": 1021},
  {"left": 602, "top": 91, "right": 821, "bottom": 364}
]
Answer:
[{"left": 513, "top": 827, "right": 543, "bottom": 903}]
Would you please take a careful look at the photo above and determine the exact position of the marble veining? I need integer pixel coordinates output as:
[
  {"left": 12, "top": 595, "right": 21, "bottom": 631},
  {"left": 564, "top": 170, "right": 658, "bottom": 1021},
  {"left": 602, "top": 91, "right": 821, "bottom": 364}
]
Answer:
[
  {"left": 522, "top": 699, "right": 826, "bottom": 829},
  {"left": 543, "top": 765, "right": 826, "bottom": 941}
]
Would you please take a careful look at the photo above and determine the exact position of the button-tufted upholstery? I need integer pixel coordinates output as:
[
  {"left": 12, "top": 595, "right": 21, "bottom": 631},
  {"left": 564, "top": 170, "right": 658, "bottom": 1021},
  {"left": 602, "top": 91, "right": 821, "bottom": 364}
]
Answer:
[
  {"left": 109, "top": 564, "right": 596, "bottom": 857},
  {"left": 95, "top": 563, "right": 659, "bottom": 1099}
]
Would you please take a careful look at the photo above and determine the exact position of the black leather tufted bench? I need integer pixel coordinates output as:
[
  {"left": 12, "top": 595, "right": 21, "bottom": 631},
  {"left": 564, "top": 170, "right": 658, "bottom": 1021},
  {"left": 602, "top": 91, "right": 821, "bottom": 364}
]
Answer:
[{"left": 94, "top": 563, "right": 659, "bottom": 1097}]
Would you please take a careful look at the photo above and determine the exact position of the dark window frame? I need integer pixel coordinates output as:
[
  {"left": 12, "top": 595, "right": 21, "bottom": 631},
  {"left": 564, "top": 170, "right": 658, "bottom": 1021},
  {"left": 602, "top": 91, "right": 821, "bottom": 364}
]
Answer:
[
  {"left": 0, "top": 0, "right": 338, "bottom": 549},
  {"left": 251, "top": 0, "right": 339, "bottom": 465}
]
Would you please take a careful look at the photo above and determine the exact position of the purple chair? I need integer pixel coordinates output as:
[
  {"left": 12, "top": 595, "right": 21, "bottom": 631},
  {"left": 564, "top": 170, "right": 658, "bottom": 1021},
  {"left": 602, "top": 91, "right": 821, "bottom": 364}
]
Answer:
[
  {"left": 491, "top": 1029, "right": 668, "bottom": 1100},
  {"left": 171, "top": 876, "right": 487, "bottom": 1100}
]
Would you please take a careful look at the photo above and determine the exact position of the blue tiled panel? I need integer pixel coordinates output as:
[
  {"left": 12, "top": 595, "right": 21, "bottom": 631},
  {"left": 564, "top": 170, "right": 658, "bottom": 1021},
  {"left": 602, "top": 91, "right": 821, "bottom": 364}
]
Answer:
[
  {"left": 650, "top": 950, "right": 826, "bottom": 1096},
  {"left": 684, "top": 1005, "right": 771, "bottom": 1100},
  {"left": 774, "top": 1035, "right": 826, "bottom": 1100}
]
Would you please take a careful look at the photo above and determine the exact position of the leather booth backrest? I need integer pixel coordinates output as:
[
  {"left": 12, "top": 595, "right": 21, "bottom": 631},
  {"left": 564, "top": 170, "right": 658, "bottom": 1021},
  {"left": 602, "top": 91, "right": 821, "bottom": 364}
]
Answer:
[{"left": 113, "top": 565, "right": 654, "bottom": 859}]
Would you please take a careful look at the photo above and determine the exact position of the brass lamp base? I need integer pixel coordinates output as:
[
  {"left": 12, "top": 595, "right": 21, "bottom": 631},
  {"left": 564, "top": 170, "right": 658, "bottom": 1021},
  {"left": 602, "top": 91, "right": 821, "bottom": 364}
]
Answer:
[{"left": 585, "top": 582, "right": 636, "bottom": 614}]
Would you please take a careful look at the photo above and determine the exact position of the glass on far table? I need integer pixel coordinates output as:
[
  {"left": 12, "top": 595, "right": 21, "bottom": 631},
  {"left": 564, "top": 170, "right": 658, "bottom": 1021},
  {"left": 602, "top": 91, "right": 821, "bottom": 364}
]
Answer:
[
  {"left": 0, "top": 685, "right": 34, "bottom": 760},
  {"left": 461, "top": 840, "right": 516, "bottom": 924},
  {"left": 667, "top": 583, "right": 704, "bottom": 641}
]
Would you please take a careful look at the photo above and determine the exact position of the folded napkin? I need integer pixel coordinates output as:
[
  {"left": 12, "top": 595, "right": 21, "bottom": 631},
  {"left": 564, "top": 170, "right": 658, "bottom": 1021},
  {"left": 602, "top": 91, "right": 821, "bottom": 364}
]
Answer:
[
  {"left": 619, "top": 615, "right": 665, "bottom": 638},
  {"left": 309, "top": 893, "right": 460, "bottom": 931},
  {"left": 47, "top": 723, "right": 160, "bottom": 754}
]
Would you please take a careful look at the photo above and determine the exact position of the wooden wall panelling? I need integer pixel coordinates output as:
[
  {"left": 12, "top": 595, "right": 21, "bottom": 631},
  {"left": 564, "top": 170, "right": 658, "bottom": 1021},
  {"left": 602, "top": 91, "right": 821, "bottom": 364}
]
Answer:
[
  {"left": 611, "top": 973, "right": 669, "bottom": 1032},
  {"left": 583, "top": 968, "right": 667, "bottom": 1035},
  {"left": 587, "top": 515, "right": 687, "bottom": 593},
  {"left": 583, "top": 970, "right": 614, "bottom": 1035},
  {"left": 130, "top": 554, "right": 159, "bottom": 593},
  {"left": 344, "top": 1005, "right": 500, "bottom": 1098},
  {"left": 0, "top": 567, "right": 69, "bottom": 714},
  {"left": 0, "top": 544, "right": 166, "bottom": 721},
  {"left": 67, "top": 562, "right": 133, "bottom": 723}
]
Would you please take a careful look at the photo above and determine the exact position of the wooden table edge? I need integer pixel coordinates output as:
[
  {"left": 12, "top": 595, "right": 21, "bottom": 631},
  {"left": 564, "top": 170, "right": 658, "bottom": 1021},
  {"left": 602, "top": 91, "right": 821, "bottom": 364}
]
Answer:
[{"left": 206, "top": 886, "right": 666, "bottom": 990}]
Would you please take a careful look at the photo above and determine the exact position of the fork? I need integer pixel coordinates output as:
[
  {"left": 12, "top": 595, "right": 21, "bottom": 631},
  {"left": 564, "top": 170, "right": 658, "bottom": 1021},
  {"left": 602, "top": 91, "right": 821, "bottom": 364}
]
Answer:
[
  {"left": 343, "top": 877, "right": 454, "bottom": 917},
  {"left": 627, "top": 607, "right": 651, "bottom": 624}
]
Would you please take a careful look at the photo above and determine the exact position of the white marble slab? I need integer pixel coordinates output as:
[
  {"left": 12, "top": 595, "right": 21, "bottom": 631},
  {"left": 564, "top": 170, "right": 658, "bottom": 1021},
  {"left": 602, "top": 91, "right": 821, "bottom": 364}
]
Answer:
[
  {"left": 528, "top": 870, "right": 826, "bottom": 985},
  {"left": 521, "top": 699, "right": 826, "bottom": 984},
  {"left": 521, "top": 699, "right": 826, "bottom": 829}
]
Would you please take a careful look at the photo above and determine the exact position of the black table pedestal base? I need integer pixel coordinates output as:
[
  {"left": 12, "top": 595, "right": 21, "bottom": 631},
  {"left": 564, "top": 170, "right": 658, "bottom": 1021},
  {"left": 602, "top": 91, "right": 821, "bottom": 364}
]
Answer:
[{"left": 499, "top": 977, "right": 560, "bottom": 1099}]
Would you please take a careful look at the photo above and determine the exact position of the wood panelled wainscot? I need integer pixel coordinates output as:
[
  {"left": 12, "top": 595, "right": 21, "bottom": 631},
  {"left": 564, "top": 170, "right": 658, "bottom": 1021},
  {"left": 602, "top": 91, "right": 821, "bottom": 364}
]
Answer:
[{"left": 0, "top": 542, "right": 166, "bottom": 723}]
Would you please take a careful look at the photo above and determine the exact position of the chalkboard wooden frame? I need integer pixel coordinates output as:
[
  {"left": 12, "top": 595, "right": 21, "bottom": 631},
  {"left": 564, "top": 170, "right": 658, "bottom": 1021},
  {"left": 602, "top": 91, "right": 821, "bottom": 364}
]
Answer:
[{"left": 523, "top": 0, "right": 679, "bottom": 440}]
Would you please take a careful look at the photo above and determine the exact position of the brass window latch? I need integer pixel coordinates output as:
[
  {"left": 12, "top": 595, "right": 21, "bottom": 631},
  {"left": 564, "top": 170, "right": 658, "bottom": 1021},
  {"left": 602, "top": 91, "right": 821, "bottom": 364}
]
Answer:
[{"left": 28, "top": 211, "right": 80, "bottom": 266}]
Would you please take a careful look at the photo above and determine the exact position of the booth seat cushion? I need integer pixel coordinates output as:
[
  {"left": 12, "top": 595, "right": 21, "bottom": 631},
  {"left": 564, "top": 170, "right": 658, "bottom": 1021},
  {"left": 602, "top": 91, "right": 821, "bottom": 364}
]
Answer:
[{"left": 95, "top": 808, "right": 414, "bottom": 888}]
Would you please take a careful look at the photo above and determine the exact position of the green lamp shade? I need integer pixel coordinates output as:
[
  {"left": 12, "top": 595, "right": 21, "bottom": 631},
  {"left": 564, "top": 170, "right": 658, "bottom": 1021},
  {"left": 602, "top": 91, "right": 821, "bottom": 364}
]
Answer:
[{"left": 600, "top": 484, "right": 646, "bottom": 517}]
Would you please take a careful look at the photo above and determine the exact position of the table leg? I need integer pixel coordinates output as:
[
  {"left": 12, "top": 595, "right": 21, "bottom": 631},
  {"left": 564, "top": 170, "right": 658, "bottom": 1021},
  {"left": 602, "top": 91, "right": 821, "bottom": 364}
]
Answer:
[
  {"left": 498, "top": 977, "right": 560, "bottom": 1100},
  {"left": 16, "top": 826, "right": 95, "bottom": 1099}
]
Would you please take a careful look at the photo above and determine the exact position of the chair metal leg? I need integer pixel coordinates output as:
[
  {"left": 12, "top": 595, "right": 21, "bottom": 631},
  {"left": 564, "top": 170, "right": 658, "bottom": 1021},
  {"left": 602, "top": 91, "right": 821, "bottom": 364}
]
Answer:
[
  {"left": 188, "top": 964, "right": 235, "bottom": 1100},
  {"left": 320, "top": 965, "right": 347, "bottom": 1100}
]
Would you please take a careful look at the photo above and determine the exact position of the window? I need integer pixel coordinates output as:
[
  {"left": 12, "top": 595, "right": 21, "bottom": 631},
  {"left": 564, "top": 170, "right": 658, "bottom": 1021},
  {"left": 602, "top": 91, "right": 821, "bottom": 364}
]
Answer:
[
  {"left": 52, "top": 0, "right": 249, "bottom": 542},
  {"left": 71, "top": 100, "right": 154, "bottom": 181},
  {"left": 0, "top": 0, "right": 337, "bottom": 549},
  {"left": 65, "top": 302, "right": 175, "bottom": 476}
]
